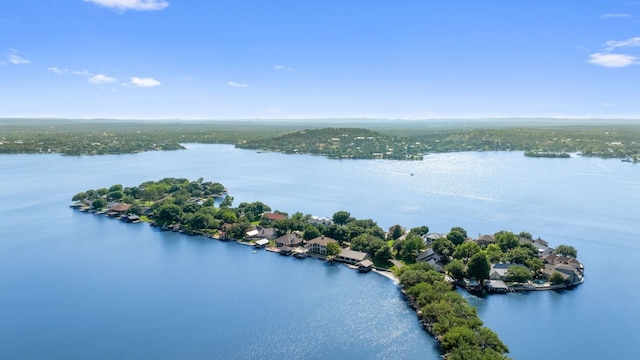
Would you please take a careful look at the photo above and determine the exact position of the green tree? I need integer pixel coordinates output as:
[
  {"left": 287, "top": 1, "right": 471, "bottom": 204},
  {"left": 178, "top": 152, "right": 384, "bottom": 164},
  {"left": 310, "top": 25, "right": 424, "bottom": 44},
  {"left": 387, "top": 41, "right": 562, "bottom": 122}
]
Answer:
[
  {"left": 72, "top": 192, "right": 87, "bottom": 201},
  {"left": 505, "top": 266, "right": 532, "bottom": 283},
  {"left": 108, "top": 184, "right": 123, "bottom": 193},
  {"left": 409, "top": 225, "right": 430, "bottom": 237},
  {"left": 505, "top": 246, "right": 532, "bottom": 264},
  {"left": 91, "top": 198, "right": 106, "bottom": 210},
  {"left": 518, "top": 231, "right": 533, "bottom": 240},
  {"left": 554, "top": 244, "right": 577, "bottom": 258},
  {"left": 550, "top": 272, "right": 565, "bottom": 285},
  {"left": 440, "top": 326, "right": 478, "bottom": 354},
  {"left": 485, "top": 244, "right": 503, "bottom": 263},
  {"left": 476, "top": 327, "right": 509, "bottom": 355},
  {"left": 445, "top": 259, "right": 466, "bottom": 281},
  {"left": 303, "top": 225, "right": 320, "bottom": 240},
  {"left": 450, "top": 226, "right": 468, "bottom": 238},
  {"left": 447, "top": 230, "right": 467, "bottom": 246},
  {"left": 373, "top": 245, "right": 393, "bottom": 263},
  {"left": 453, "top": 241, "right": 481, "bottom": 261},
  {"left": 326, "top": 242, "right": 341, "bottom": 258},
  {"left": 466, "top": 253, "right": 490, "bottom": 281},
  {"left": 525, "top": 258, "right": 544, "bottom": 273},
  {"left": 156, "top": 204, "right": 183, "bottom": 226},
  {"left": 389, "top": 224, "right": 405, "bottom": 240},
  {"left": 432, "top": 237, "right": 456, "bottom": 264},
  {"left": 188, "top": 212, "right": 212, "bottom": 230},
  {"left": 332, "top": 210, "right": 351, "bottom": 225},
  {"left": 399, "top": 236, "right": 426, "bottom": 262},
  {"left": 227, "top": 221, "right": 250, "bottom": 240},
  {"left": 220, "top": 195, "right": 234, "bottom": 208},
  {"left": 494, "top": 230, "right": 519, "bottom": 252},
  {"left": 221, "top": 210, "right": 238, "bottom": 224}
]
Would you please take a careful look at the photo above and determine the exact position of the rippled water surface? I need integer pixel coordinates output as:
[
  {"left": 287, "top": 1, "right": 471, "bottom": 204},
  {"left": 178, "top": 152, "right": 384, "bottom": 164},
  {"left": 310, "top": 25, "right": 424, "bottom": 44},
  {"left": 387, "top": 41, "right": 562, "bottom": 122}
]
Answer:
[{"left": 1, "top": 145, "right": 639, "bottom": 359}]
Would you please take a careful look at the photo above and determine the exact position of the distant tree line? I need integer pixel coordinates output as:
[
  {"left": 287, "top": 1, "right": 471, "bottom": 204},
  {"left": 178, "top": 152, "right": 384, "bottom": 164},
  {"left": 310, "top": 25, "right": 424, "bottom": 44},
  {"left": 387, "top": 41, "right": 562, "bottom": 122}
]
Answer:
[{"left": 3, "top": 119, "right": 639, "bottom": 160}]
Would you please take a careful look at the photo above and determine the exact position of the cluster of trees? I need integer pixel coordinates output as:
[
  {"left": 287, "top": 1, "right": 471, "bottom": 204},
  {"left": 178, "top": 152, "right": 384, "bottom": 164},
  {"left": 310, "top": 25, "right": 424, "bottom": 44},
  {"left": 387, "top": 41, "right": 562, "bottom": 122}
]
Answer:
[
  {"left": 431, "top": 228, "right": 578, "bottom": 284},
  {"left": 4, "top": 119, "right": 640, "bottom": 160},
  {"left": 237, "top": 127, "right": 424, "bottom": 160},
  {"left": 397, "top": 263, "right": 510, "bottom": 359}
]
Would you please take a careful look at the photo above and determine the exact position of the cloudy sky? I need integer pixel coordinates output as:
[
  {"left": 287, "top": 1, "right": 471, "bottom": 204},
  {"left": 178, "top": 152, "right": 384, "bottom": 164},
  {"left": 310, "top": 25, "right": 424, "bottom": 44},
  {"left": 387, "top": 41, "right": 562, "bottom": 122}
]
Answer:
[{"left": 1, "top": 0, "right": 639, "bottom": 119}]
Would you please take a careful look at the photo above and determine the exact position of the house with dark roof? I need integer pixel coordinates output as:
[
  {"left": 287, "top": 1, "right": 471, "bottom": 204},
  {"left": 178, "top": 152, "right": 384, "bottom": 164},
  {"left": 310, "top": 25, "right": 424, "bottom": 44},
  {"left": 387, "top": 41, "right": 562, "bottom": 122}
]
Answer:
[
  {"left": 357, "top": 259, "right": 374, "bottom": 272},
  {"left": 415, "top": 249, "right": 444, "bottom": 272},
  {"left": 542, "top": 263, "right": 583, "bottom": 285},
  {"left": 275, "top": 232, "right": 304, "bottom": 248},
  {"left": 307, "top": 235, "right": 337, "bottom": 255},
  {"left": 335, "top": 248, "right": 369, "bottom": 265}
]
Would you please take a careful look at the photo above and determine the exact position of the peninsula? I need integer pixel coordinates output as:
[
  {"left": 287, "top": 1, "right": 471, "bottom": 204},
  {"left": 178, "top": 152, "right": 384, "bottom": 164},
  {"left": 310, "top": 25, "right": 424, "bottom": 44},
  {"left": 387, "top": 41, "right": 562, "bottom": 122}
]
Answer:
[{"left": 71, "top": 177, "right": 585, "bottom": 359}]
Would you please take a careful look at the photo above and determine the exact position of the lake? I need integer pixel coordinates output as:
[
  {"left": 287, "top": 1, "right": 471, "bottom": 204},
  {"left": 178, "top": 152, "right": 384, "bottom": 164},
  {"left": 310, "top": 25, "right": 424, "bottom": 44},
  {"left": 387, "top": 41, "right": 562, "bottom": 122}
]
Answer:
[{"left": 1, "top": 144, "right": 639, "bottom": 359}]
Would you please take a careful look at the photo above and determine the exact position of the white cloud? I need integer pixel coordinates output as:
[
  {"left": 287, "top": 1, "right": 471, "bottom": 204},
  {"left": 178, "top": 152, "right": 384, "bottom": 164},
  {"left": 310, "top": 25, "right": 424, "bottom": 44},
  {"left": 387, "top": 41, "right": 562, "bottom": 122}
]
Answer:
[
  {"left": 84, "top": 0, "right": 169, "bottom": 12},
  {"left": 588, "top": 37, "right": 640, "bottom": 68},
  {"left": 274, "top": 65, "right": 293, "bottom": 71},
  {"left": 130, "top": 77, "right": 161, "bottom": 87},
  {"left": 587, "top": 53, "right": 638, "bottom": 68},
  {"left": 605, "top": 37, "right": 640, "bottom": 51},
  {"left": 601, "top": 13, "right": 632, "bottom": 19},
  {"left": 89, "top": 74, "right": 117, "bottom": 84},
  {"left": 227, "top": 81, "right": 248, "bottom": 87},
  {"left": 8, "top": 49, "right": 29, "bottom": 64},
  {"left": 48, "top": 66, "right": 67, "bottom": 74}
]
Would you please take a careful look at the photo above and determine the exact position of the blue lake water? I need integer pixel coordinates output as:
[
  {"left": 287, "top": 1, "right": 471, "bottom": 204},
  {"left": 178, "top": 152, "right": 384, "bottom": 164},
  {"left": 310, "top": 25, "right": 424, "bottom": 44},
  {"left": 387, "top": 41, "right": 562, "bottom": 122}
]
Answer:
[{"left": 1, "top": 144, "right": 639, "bottom": 359}]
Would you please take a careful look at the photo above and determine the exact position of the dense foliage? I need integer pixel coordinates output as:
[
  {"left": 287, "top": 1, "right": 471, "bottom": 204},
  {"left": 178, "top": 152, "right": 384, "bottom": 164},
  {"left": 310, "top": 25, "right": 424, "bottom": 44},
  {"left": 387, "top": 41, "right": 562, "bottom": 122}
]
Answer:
[{"left": 397, "top": 263, "right": 510, "bottom": 359}]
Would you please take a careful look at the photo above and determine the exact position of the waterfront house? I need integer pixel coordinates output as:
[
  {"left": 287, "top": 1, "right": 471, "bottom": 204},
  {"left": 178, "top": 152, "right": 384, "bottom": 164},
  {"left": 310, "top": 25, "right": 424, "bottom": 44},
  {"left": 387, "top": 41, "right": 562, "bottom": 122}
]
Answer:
[
  {"left": 489, "top": 263, "right": 528, "bottom": 281},
  {"left": 542, "top": 263, "right": 582, "bottom": 285},
  {"left": 246, "top": 229, "right": 260, "bottom": 238},
  {"left": 121, "top": 214, "right": 140, "bottom": 223},
  {"left": 262, "top": 212, "right": 287, "bottom": 222},
  {"left": 484, "top": 280, "right": 509, "bottom": 293},
  {"left": 246, "top": 226, "right": 279, "bottom": 240},
  {"left": 357, "top": 259, "right": 374, "bottom": 272},
  {"left": 257, "top": 227, "right": 279, "bottom": 240},
  {"left": 279, "top": 246, "right": 294, "bottom": 256},
  {"left": 106, "top": 202, "right": 131, "bottom": 217},
  {"left": 542, "top": 254, "right": 584, "bottom": 272},
  {"left": 307, "top": 235, "right": 337, "bottom": 255},
  {"left": 108, "top": 202, "right": 131, "bottom": 213},
  {"left": 415, "top": 249, "right": 444, "bottom": 272},
  {"left": 335, "top": 248, "right": 369, "bottom": 265},
  {"left": 275, "top": 232, "right": 304, "bottom": 248},
  {"left": 254, "top": 239, "right": 269, "bottom": 248}
]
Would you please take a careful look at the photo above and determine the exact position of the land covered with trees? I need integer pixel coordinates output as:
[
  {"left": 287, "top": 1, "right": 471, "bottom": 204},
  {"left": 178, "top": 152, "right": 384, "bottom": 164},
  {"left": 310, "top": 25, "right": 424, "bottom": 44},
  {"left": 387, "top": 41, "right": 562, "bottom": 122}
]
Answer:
[
  {"left": 3, "top": 118, "right": 639, "bottom": 161},
  {"left": 71, "top": 177, "right": 584, "bottom": 359},
  {"left": 397, "top": 263, "right": 509, "bottom": 359}
]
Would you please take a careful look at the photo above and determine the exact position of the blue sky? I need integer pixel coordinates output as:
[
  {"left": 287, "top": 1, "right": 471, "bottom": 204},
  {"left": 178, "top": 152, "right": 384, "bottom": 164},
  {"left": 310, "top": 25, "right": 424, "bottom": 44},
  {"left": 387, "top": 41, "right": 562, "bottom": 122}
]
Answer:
[{"left": 1, "top": 0, "right": 639, "bottom": 119}]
